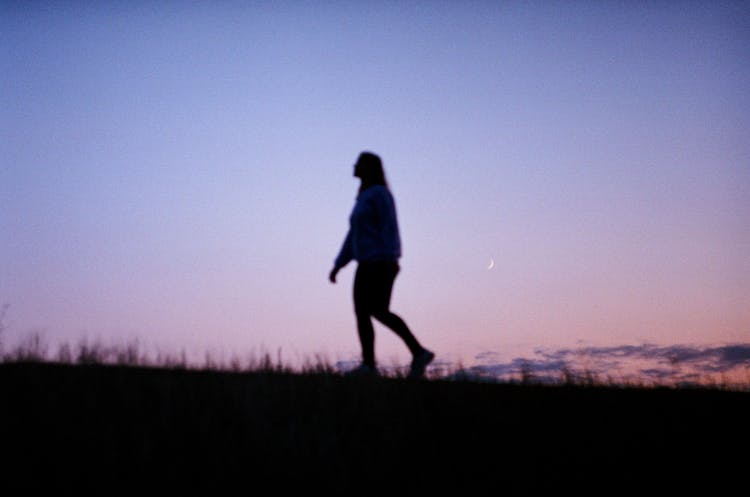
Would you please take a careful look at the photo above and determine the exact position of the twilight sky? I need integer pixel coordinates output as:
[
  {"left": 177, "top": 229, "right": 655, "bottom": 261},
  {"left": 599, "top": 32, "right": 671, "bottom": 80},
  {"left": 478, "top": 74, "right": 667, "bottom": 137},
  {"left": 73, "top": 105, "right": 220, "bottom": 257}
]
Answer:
[{"left": 2, "top": 1, "right": 749, "bottom": 370}]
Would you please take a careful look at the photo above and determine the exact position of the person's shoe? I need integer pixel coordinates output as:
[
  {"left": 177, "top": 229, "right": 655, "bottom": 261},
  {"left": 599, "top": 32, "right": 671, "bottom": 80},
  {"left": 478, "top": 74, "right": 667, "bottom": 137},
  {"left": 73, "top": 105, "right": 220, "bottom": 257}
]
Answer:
[
  {"left": 408, "top": 349, "right": 435, "bottom": 379},
  {"left": 345, "top": 363, "right": 380, "bottom": 377}
]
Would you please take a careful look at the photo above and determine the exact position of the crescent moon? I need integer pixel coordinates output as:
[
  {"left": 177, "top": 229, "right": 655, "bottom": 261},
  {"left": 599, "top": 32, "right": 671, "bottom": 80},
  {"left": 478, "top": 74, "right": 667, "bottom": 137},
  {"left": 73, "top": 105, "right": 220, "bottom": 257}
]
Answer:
[{"left": 487, "top": 257, "right": 495, "bottom": 270}]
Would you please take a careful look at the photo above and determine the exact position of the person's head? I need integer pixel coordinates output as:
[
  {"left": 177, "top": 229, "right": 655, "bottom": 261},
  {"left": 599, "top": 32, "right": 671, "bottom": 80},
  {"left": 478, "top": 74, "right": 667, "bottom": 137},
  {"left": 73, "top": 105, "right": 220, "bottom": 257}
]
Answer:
[{"left": 354, "top": 151, "right": 387, "bottom": 193}]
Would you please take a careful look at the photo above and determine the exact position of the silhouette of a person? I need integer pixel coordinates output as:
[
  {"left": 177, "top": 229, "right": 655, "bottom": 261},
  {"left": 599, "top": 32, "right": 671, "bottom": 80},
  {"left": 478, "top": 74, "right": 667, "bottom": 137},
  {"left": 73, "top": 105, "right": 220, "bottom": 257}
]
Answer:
[{"left": 329, "top": 152, "right": 434, "bottom": 378}]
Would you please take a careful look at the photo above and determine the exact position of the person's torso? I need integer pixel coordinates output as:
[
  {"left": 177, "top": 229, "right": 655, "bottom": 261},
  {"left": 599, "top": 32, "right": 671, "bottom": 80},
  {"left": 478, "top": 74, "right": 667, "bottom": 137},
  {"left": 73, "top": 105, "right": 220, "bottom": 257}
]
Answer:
[{"left": 349, "top": 185, "right": 401, "bottom": 261}]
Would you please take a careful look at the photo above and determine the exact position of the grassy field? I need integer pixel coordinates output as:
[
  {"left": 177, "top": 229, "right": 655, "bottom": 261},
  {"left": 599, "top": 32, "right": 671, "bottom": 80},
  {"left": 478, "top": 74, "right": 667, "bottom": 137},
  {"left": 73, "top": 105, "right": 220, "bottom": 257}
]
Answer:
[{"left": 1, "top": 360, "right": 748, "bottom": 494}]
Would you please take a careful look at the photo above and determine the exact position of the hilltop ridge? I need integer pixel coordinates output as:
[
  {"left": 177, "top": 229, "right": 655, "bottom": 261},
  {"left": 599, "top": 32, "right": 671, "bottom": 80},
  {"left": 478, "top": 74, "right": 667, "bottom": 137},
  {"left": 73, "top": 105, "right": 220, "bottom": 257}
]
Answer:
[{"left": 1, "top": 362, "right": 747, "bottom": 494}]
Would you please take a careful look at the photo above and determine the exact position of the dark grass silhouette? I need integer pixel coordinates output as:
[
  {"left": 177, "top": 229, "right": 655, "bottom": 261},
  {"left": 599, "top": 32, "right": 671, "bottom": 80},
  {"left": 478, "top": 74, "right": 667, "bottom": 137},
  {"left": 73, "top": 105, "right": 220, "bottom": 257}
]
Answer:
[{"left": 1, "top": 359, "right": 748, "bottom": 494}]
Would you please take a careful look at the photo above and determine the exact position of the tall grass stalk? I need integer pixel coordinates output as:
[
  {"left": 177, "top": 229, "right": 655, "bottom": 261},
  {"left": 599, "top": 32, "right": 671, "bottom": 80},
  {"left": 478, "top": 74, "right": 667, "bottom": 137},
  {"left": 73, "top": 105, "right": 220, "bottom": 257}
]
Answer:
[{"left": 1, "top": 333, "right": 748, "bottom": 391}]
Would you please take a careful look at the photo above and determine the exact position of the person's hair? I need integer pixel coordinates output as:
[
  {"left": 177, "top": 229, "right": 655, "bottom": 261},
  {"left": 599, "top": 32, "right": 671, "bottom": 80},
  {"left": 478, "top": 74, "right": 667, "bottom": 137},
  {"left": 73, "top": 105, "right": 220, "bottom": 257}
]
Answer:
[{"left": 356, "top": 151, "right": 388, "bottom": 194}]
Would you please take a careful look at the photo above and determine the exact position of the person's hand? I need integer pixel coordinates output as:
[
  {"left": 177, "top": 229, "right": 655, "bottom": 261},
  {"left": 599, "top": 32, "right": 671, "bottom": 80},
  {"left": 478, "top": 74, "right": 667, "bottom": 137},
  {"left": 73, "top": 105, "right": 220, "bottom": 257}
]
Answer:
[{"left": 329, "top": 267, "right": 340, "bottom": 284}]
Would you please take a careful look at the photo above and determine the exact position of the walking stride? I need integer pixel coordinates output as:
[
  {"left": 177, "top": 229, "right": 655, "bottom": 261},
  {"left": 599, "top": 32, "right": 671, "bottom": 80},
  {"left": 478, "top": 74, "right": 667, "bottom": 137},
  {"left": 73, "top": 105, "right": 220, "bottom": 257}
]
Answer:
[{"left": 329, "top": 152, "right": 434, "bottom": 378}]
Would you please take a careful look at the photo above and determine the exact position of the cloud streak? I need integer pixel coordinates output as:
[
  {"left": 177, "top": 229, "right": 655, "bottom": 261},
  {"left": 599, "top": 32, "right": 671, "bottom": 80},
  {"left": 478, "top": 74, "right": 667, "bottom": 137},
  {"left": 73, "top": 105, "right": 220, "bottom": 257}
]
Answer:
[{"left": 461, "top": 343, "right": 750, "bottom": 386}]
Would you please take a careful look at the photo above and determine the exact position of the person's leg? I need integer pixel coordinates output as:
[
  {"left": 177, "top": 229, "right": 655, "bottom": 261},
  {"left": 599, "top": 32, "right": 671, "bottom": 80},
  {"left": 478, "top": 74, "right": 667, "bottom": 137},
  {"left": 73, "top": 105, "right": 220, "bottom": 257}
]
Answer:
[
  {"left": 370, "top": 262, "right": 425, "bottom": 357},
  {"left": 353, "top": 263, "right": 376, "bottom": 368},
  {"left": 373, "top": 311, "right": 424, "bottom": 357},
  {"left": 369, "top": 262, "right": 435, "bottom": 378}
]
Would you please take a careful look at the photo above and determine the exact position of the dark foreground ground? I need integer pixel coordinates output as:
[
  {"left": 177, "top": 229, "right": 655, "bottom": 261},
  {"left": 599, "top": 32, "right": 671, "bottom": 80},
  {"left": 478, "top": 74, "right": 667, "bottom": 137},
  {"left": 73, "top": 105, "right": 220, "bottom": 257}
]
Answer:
[{"left": 1, "top": 362, "right": 747, "bottom": 494}]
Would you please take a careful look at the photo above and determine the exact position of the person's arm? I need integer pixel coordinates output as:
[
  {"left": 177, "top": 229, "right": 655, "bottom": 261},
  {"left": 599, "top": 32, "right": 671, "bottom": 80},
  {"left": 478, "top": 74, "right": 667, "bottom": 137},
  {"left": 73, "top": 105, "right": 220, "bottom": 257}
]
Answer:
[
  {"left": 372, "top": 188, "right": 401, "bottom": 259},
  {"left": 330, "top": 230, "right": 353, "bottom": 283}
]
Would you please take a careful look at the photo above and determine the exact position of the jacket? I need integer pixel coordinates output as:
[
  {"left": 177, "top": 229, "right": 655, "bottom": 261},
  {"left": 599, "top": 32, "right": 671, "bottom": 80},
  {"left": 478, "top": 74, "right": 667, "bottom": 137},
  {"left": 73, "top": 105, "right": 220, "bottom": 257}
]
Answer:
[{"left": 334, "top": 185, "right": 402, "bottom": 268}]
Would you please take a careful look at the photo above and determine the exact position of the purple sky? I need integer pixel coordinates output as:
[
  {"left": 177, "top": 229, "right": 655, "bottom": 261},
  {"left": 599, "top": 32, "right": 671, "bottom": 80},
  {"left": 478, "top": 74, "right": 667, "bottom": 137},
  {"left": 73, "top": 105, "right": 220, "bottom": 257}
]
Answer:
[{"left": 2, "top": 2, "right": 749, "bottom": 369}]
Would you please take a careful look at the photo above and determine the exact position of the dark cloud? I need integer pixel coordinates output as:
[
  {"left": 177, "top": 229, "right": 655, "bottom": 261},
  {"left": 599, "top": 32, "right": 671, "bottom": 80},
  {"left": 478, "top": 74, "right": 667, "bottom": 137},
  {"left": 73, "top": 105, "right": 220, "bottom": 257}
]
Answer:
[
  {"left": 717, "top": 345, "right": 750, "bottom": 367},
  {"left": 472, "top": 358, "right": 569, "bottom": 377},
  {"left": 470, "top": 343, "right": 750, "bottom": 385},
  {"left": 546, "top": 343, "right": 750, "bottom": 368},
  {"left": 639, "top": 368, "right": 675, "bottom": 380},
  {"left": 475, "top": 351, "right": 501, "bottom": 362}
]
